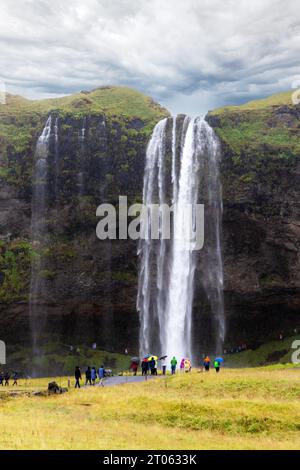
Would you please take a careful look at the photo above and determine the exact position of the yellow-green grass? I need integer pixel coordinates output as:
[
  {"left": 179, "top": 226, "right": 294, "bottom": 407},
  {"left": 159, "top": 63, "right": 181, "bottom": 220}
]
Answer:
[
  {"left": 0, "top": 366, "right": 299, "bottom": 450},
  {"left": 211, "top": 90, "right": 293, "bottom": 115}
]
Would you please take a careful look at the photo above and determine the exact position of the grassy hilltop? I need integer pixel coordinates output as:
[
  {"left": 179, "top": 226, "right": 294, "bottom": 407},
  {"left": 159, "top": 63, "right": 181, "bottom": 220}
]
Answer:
[{"left": 208, "top": 90, "right": 300, "bottom": 155}]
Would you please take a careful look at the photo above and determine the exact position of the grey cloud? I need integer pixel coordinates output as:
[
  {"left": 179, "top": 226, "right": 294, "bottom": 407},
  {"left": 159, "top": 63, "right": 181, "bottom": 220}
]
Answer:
[{"left": 0, "top": 0, "right": 300, "bottom": 113}]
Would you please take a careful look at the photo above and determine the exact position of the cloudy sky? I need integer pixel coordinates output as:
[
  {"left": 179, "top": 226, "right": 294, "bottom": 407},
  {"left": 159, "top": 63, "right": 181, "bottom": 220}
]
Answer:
[{"left": 1, "top": 0, "right": 300, "bottom": 114}]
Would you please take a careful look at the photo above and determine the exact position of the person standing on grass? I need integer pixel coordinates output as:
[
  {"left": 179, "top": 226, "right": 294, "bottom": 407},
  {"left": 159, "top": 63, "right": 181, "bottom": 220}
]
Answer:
[
  {"left": 170, "top": 356, "right": 177, "bottom": 375},
  {"left": 214, "top": 359, "right": 221, "bottom": 373},
  {"left": 91, "top": 367, "right": 97, "bottom": 385},
  {"left": 149, "top": 357, "right": 156, "bottom": 375},
  {"left": 203, "top": 356, "right": 210, "bottom": 372},
  {"left": 141, "top": 359, "right": 149, "bottom": 376},
  {"left": 161, "top": 357, "right": 167, "bottom": 375},
  {"left": 75, "top": 366, "right": 82, "bottom": 388},
  {"left": 0, "top": 371, "right": 3, "bottom": 386},
  {"left": 12, "top": 371, "right": 18, "bottom": 386},
  {"left": 4, "top": 372, "right": 10, "bottom": 386},
  {"left": 85, "top": 366, "right": 92, "bottom": 386}
]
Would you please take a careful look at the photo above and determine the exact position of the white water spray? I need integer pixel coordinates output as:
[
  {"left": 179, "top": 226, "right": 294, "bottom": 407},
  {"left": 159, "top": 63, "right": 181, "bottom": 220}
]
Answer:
[{"left": 137, "top": 116, "right": 225, "bottom": 361}]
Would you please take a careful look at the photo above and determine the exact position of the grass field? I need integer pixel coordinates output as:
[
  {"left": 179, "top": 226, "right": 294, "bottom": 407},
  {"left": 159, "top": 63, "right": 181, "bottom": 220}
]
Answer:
[{"left": 0, "top": 366, "right": 299, "bottom": 450}]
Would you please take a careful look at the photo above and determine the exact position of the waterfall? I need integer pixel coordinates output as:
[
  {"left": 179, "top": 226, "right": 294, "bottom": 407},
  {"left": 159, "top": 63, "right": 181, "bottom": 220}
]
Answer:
[
  {"left": 137, "top": 116, "right": 224, "bottom": 361},
  {"left": 29, "top": 115, "right": 52, "bottom": 350}
]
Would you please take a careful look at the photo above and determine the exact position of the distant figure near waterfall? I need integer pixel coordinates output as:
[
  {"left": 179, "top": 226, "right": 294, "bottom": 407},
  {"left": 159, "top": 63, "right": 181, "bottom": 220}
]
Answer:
[
  {"left": 203, "top": 356, "right": 210, "bottom": 372},
  {"left": 141, "top": 359, "right": 149, "bottom": 376},
  {"left": 171, "top": 356, "right": 177, "bottom": 374}
]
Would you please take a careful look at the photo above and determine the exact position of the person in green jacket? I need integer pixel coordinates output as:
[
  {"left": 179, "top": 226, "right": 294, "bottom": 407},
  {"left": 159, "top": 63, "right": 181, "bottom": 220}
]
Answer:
[
  {"left": 171, "top": 356, "right": 177, "bottom": 375},
  {"left": 214, "top": 360, "right": 221, "bottom": 373}
]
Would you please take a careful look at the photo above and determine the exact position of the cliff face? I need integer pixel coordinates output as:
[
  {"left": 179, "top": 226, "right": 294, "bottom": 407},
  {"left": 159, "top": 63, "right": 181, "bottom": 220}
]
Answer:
[
  {"left": 207, "top": 91, "right": 300, "bottom": 346},
  {"left": 0, "top": 87, "right": 299, "bottom": 356},
  {"left": 0, "top": 87, "right": 168, "bottom": 352}
]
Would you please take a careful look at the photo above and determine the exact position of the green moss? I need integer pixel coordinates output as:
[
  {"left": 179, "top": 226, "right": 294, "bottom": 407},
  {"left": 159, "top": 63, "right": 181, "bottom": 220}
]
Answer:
[
  {"left": 209, "top": 90, "right": 300, "bottom": 157},
  {"left": 111, "top": 271, "right": 136, "bottom": 282},
  {"left": 0, "top": 239, "right": 33, "bottom": 302},
  {"left": 39, "top": 269, "right": 57, "bottom": 280}
]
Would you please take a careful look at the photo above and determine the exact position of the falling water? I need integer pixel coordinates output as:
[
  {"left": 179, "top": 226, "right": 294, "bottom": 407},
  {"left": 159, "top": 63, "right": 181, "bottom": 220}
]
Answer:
[
  {"left": 137, "top": 116, "right": 224, "bottom": 360},
  {"left": 29, "top": 115, "right": 52, "bottom": 350}
]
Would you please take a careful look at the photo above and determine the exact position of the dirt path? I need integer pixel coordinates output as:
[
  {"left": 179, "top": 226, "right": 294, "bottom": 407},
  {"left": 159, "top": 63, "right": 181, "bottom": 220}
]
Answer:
[{"left": 93, "top": 375, "right": 157, "bottom": 387}]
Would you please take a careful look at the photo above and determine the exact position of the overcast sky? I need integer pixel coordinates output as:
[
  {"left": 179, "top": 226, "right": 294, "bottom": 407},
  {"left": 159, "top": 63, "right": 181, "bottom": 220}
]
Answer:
[{"left": 0, "top": 0, "right": 300, "bottom": 114}]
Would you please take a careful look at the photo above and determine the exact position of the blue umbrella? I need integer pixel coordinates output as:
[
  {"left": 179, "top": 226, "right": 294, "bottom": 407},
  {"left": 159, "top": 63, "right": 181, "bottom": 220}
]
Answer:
[{"left": 215, "top": 357, "right": 224, "bottom": 363}]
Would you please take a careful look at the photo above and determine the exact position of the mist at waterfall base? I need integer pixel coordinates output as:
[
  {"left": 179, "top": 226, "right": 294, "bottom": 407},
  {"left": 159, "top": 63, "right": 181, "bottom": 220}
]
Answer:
[{"left": 137, "top": 115, "right": 225, "bottom": 364}]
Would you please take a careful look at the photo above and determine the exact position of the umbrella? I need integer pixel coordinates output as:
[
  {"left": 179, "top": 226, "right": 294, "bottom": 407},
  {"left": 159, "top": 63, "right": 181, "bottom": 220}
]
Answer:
[
  {"left": 215, "top": 357, "right": 224, "bottom": 363},
  {"left": 145, "top": 355, "right": 158, "bottom": 362},
  {"left": 159, "top": 355, "right": 167, "bottom": 360},
  {"left": 131, "top": 357, "right": 139, "bottom": 363}
]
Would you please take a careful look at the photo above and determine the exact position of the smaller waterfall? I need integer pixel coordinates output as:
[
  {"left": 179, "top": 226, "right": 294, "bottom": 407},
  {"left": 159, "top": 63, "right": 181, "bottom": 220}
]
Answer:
[
  {"left": 77, "top": 118, "right": 87, "bottom": 196},
  {"left": 29, "top": 115, "right": 52, "bottom": 350},
  {"left": 79, "top": 117, "right": 86, "bottom": 141}
]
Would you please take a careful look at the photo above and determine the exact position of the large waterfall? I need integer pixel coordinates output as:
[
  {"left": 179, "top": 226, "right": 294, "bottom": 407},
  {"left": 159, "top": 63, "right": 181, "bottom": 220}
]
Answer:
[{"left": 137, "top": 116, "right": 225, "bottom": 362}]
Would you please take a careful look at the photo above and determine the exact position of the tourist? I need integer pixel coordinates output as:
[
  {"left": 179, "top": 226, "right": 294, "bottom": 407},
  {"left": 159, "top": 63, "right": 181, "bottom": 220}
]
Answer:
[
  {"left": 98, "top": 365, "right": 105, "bottom": 387},
  {"left": 91, "top": 367, "right": 97, "bottom": 385},
  {"left": 131, "top": 361, "right": 138, "bottom": 376},
  {"left": 85, "top": 366, "right": 92, "bottom": 386},
  {"left": 4, "top": 372, "right": 10, "bottom": 386},
  {"left": 12, "top": 371, "right": 18, "bottom": 386},
  {"left": 0, "top": 371, "right": 3, "bottom": 386},
  {"left": 214, "top": 359, "right": 221, "bottom": 373},
  {"left": 149, "top": 357, "right": 156, "bottom": 375},
  {"left": 184, "top": 358, "right": 191, "bottom": 372},
  {"left": 161, "top": 357, "right": 167, "bottom": 375},
  {"left": 141, "top": 359, "right": 149, "bottom": 376},
  {"left": 75, "top": 366, "right": 82, "bottom": 388},
  {"left": 203, "top": 356, "right": 210, "bottom": 371},
  {"left": 180, "top": 358, "right": 185, "bottom": 373},
  {"left": 170, "top": 356, "right": 177, "bottom": 374}
]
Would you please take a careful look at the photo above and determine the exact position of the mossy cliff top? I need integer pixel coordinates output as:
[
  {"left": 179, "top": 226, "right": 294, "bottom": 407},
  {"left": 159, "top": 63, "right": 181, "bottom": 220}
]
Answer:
[
  {"left": 0, "top": 86, "right": 169, "bottom": 154},
  {"left": 207, "top": 90, "right": 300, "bottom": 156}
]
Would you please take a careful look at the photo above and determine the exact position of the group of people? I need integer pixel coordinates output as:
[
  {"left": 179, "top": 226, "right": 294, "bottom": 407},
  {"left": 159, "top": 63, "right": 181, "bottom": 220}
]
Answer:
[
  {"left": 0, "top": 371, "right": 18, "bottom": 386},
  {"left": 202, "top": 356, "right": 222, "bottom": 373},
  {"left": 133, "top": 356, "right": 193, "bottom": 376},
  {"left": 74, "top": 365, "right": 106, "bottom": 388}
]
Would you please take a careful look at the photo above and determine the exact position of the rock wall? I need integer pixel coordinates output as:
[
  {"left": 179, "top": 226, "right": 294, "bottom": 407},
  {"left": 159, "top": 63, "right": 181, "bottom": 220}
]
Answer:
[{"left": 0, "top": 90, "right": 299, "bottom": 356}]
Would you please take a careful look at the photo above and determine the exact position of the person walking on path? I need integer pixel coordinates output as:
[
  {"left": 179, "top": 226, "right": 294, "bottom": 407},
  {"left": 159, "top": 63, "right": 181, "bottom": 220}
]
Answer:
[
  {"left": 214, "top": 359, "right": 221, "bottom": 373},
  {"left": 171, "top": 356, "right": 177, "bottom": 375},
  {"left": 203, "top": 356, "right": 210, "bottom": 372},
  {"left": 85, "top": 366, "right": 92, "bottom": 386},
  {"left": 91, "top": 367, "right": 97, "bottom": 385},
  {"left": 75, "top": 366, "right": 82, "bottom": 388},
  {"left": 149, "top": 357, "right": 156, "bottom": 375},
  {"left": 141, "top": 359, "right": 149, "bottom": 376},
  {"left": 131, "top": 362, "right": 138, "bottom": 376},
  {"left": 98, "top": 365, "right": 105, "bottom": 387}
]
